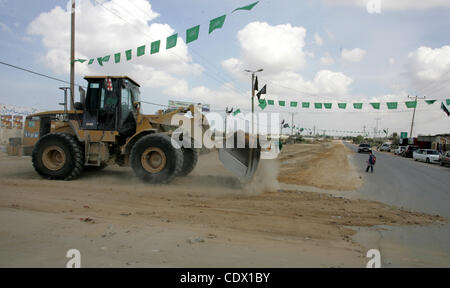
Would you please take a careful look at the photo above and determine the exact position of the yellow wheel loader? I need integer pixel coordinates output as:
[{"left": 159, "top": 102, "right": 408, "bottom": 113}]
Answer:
[{"left": 23, "top": 76, "right": 261, "bottom": 184}]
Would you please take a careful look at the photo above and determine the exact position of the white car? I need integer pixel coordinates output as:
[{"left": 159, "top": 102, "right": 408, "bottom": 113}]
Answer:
[
  {"left": 413, "top": 149, "right": 441, "bottom": 164},
  {"left": 394, "top": 146, "right": 406, "bottom": 155},
  {"left": 379, "top": 143, "right": 391, "bottom": 152}
]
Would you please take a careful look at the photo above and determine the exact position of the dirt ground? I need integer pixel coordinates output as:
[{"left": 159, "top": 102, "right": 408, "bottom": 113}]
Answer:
[{"left": 0, "top": 141, "right": 445, "bottom": 267}]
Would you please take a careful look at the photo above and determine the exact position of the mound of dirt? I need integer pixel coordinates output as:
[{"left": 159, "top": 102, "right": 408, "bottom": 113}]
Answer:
[{"left": 278, "top": 141, "right": 363, "bottom": 191}]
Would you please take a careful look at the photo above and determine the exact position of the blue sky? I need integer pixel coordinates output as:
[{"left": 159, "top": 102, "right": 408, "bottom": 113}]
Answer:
[{"left": 1, "top": 0, "right": 449, "bottom": 136}]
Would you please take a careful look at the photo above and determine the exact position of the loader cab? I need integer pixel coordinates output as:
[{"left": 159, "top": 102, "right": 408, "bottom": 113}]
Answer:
[{"left": 82, "top": 76, "right": 141, "bottom": 137}]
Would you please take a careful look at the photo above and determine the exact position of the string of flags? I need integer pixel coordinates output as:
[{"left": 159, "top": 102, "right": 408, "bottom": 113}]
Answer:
[
  {"left": 73, "top": 1, "right": 260, "bottom": 66},
  {"left": 254, "top": 98, "right": 450, "bottom": 111}
]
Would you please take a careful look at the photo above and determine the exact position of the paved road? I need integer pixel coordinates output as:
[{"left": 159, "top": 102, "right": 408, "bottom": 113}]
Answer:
[
  {"left": 345, "top": 143, "right": 450, "bottom": 267},
  {"left": 345, "top": 143, "right": 450, "bottom": 217}
]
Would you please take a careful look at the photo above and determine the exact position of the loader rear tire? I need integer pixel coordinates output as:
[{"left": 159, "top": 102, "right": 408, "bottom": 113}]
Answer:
[
  {"left": 130, "top": 134, "right": 183, "bottom": 184},
  {"left": 178, "top": 148, "right": 199, "bottom": 177},
  {"left": 32, "top": 133, "right": 84, "bottom": 180}
]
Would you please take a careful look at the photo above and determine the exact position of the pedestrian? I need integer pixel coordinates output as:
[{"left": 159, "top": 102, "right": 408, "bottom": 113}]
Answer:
[{"left": 366, "top": 151, "right": 376, "bottom": 173}]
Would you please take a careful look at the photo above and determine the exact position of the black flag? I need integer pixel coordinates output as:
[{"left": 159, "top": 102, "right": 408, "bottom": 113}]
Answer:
[
  {"left": 441, "top": 102, "right": 450, "bottom": 116},
  {"left": 254, "top": 76, "right": 259, "bottom": 91},
  {"left": 256, "top": 84, "right": 267, "bottom": 99}
]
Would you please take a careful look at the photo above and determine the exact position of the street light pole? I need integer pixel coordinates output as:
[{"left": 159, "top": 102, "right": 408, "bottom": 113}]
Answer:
[{"left": 245, "top": 69, "right": 263, "bottom": 135}]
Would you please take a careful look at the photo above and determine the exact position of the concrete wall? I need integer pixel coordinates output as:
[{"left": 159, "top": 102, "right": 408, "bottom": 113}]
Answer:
[{"left": 0, "top": 127, "right": 23, "bottom": 145}]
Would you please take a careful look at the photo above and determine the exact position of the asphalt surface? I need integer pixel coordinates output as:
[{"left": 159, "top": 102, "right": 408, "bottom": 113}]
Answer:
[
  {"left": 345, "top": 143, "right": 450, "bottom": 267},
  {"left": 345, "top": 143, "right": 450, "bottom": 218}
]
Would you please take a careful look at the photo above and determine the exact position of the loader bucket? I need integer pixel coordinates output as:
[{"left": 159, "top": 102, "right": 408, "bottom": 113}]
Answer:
[{"left": 219, "top": 131, "right": 261, "bottom": 180}]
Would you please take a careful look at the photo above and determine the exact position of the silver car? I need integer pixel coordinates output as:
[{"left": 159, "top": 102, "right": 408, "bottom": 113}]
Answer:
[{"left": 413, "top": 149, "right": 441, "bottom": 164}]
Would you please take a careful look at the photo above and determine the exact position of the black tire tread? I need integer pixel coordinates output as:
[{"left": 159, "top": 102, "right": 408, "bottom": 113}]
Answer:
[
  {"left": 178, "top": 148, "right": 199, "bottom": 177},
  {"left": 130, "top": 134, "right": 183, "bottom": 184},
  {"left": 32, "top": 133, "right": 84, "bottom": 180}
]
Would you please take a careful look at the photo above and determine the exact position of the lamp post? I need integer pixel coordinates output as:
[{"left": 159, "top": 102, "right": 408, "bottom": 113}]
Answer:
[{"left": 245, "top": 69, "right": 263, "bottom": 135}]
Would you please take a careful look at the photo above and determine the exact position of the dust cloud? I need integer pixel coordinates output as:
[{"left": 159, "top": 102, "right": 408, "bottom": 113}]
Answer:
[{"left": 243, "top": 159, "right": 280, "bottom": 195}]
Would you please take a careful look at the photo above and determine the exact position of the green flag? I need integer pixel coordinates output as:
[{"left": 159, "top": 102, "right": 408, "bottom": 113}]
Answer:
[
  {"left": 151, "top": 40, "right": 161, "bottom": 54},
  {"left": 232, "top": 1, "right": 259, "bottom": 13},
  {"left": 441, "top": 102, "right": 450, "bottom": 116},
  {"left": 370, "top": 102, "right": 380, "bottom": 110},
  {"left": 314, "top": 103, "right": 322, "bottom": 109},
  {"left": 446, "top": 99, "right": 450, "bottom": 106},
  {"left": 268, "top": 100, "right": 274, "bottom": 105},
  {"left": 425, "top": 100, "right": 436, "bottom": 105},
  {"left": 166, "top": 34, "right": 178, "bottom": 49},
  {"left": 114, "top": 53, "right": 121, "bottom": 63},
  {"left": 137, "top": 45, "right": 146, "bottom": 57},
  {"left": 338, "top": 103, "right": 347, "bottom": 109},
  {"left": 72, "top": 58, "right": 87, "bottom": 64},
  {"left": 302, "top": 102, "right": 310, "bottom": 108},
  {"left": 97, "top": 55, "right": 110, "bottom": 66},
  {"left": 279, "top": 100, "right": 285, "bottom": 107},
  {"left": 259, "top": 99, "right": 267, "bottom": 110},
  {"left": 209, "top": 15, "right": 226, "bottom": 34},
  {"left": 186, "top": 25, "right": 200, "bottom": 44},
  {"left": 324, "top": 103, "right": 332, "bottom": 109},
  {"left": 387, "top": 102, "right": 398, "bottom": 109},
  {"left": 88, "top": 59, "right": 94, "bottom": 65},
  {"left": 353, "top": 103, "right": 363, "bottom": 109},
  {"left": 405, "top": 101, "right": 417, "bottom": 108},
  {"left": 290, "top": 101, "right": 297, "bottom": 107},
  {"left": 125, "top": 49, "right": 132, "bottom": 61},
  {"left": 233, "top": 109, "right": 241, "bottom": 116}
]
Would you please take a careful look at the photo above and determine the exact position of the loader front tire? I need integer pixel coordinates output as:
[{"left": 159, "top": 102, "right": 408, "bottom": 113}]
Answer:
[
  {"left": 130, "top": 134, "right": 183, "bottom": 184},
  {"left": 32, "top": 133, "right": 84, "bottom": 180},
  {"left": 178, "top": 148, "right": 199, "bottom": 177}
]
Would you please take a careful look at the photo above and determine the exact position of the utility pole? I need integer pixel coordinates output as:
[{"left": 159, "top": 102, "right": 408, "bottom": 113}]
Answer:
[
  {"left": 70, "top": 0, "right": 75, "bottom": 111},
  {"left": 374, "top": 117, "right": 381, "bottom": 139},
  {"left": 363, "top": 125, "right": 367, "bottom": 137},
  {"left": 408, "top": 95, "right": 425, "bottom": 137},
  {"left": 245, "top": 69, "right": 263, "bottom": 135},
  {"left": 290, "top": 112, "right": 296, "bottom": 136}
]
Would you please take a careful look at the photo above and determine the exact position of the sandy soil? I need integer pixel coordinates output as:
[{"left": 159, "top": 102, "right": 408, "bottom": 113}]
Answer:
[
  {"left": 0, "top": 142, "right": 444, "bottom": 267},
  {"left": 278, "top": 141, "right": 363, "bottom": 191}
]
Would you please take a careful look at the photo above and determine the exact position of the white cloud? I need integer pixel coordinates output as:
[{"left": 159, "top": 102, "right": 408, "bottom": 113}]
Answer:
[
  {"left": 234, "top": 21, "right": 307, "bottom": 74},
  {"left": 320, "top": 53, "right": 335, "bottom": 65},
  {"left": 221, "top": 21, "right": 354, "bottom": 106},
  {"left": 407, "top": 46, "right": 450, "bottom": 81},
  {"left": 27, "top": 0, "right": 202, "bottom": 90},
  {"left": 0, "top": 22, "right": 11, "bottom": 33},
  {"left": 314, "top": 33, "right": 324, "bottom": 46},
  {"left": 341, "top": 48, "right": 367, "bottom": 63},
  {"left": 324, "top": 0, "right": 450, "bottom": 11},
  {"left": 407, "top": 45, "right": 450, "bottom": 98}
]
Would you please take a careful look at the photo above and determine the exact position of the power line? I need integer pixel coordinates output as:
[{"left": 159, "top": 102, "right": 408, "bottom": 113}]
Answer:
[{"left": 0, "top": 60, "right": 85, "bottom": 88}]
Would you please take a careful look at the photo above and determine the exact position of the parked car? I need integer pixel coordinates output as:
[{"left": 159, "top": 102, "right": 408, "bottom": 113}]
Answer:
[
  {"left": 379, "top": 143, "right": 391, "bottom": 152},
  {"left": 413, "top": 149, "right": 441, "bottom": 163},
  {"left": 402, "top": 145, "right": 419, "bottom": 158},
  {"left": 394, "top": 146, "right": 406, "bottom": 155},
  {"left": 358, "top": 143, "right": 372, "bottom": 153},
  {"left": 440, "top": 151, "right": 450, "bottom": 166}
]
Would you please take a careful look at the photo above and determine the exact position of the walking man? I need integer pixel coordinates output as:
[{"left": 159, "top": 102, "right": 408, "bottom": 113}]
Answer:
[{"left": 366, "top": 151, "right": 376, "bottom": 173}]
